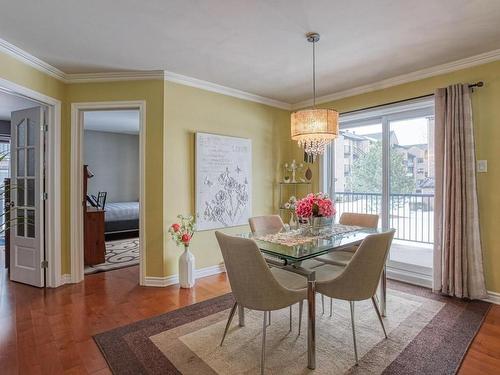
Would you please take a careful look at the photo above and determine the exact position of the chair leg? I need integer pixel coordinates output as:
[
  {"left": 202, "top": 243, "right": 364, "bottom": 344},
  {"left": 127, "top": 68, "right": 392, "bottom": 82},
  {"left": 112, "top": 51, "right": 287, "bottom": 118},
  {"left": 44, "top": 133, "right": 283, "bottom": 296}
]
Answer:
[
  {"left": 371, "top": 296, "right": 388, "bottom": 339},
  {"left": 350, "top": 301, "right": 359, "bottom": 366},
  {"left": 298, "top": 300, "right": 303, "bottom": 336},
  {"left": 289, "top": 305, "right": 293, "bottom": 332},
  {"left": 321, "top": 294, "right": 325, "bottom": 314},
  {"left": 261, "top": 311, "right": 268, "bottom": 375},
  {"left": 329, "top": 297, "right": 333, "bottom": 317},
  {"left": 220, "top": 302, "right": 238, "bottom": 346}
]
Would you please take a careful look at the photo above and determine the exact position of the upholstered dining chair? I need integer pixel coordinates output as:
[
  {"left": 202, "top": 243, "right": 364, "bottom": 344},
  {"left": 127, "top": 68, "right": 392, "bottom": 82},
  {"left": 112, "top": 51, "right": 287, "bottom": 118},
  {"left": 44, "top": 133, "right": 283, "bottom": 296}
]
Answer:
[
  {"left": 215, "top": 231, "right": 308, "bottom": 374},
  {"left": 313, "top": 212, "right": 379, "bottom": 315},
  {"left": 316, "top": 212, "right": 379, "bottom": 267},
  {"left": 248, "top": 215, "right": 285, "bottom": 233},
  {"left": 313, "top": 229, "right": 395, "bottom": 365}
]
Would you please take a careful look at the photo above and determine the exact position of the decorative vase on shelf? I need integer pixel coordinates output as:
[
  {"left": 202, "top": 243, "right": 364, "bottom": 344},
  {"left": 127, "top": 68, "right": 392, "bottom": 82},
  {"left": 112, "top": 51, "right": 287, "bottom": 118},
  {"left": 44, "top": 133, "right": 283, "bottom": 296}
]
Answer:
[
  {"left": 305, "top": 166, "right": 312, "bottom": 181},
  {"left": 179, "top": 245, "right": 196, "bottom": 288}
]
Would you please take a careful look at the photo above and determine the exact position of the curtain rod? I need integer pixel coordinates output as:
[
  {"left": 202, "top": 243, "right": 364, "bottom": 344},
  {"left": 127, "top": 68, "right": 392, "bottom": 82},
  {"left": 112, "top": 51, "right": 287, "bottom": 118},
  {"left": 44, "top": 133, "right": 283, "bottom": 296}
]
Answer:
[{"left": 340, "top": 81, "right": 484, "bottom": 116}]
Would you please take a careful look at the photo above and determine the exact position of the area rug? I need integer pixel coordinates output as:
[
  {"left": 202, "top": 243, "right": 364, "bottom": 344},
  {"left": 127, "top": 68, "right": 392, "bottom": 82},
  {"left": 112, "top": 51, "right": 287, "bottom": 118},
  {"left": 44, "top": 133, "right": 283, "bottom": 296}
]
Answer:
[
  {"left": 94, "top": 281, "right": 490, "bottom": 374},
  {"left": 84, "top": 238, "right": 139, "bottom": 274}
]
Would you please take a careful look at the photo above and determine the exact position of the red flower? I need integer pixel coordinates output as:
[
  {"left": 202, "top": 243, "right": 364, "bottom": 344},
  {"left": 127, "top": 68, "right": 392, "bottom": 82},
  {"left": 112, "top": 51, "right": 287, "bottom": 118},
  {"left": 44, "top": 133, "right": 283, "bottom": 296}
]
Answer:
[
  {"left": 171, "top": 223, "right": 180, "bottom": 232},
  {"left": 181, "top": 233, "right": 191, "bottom": 244}
]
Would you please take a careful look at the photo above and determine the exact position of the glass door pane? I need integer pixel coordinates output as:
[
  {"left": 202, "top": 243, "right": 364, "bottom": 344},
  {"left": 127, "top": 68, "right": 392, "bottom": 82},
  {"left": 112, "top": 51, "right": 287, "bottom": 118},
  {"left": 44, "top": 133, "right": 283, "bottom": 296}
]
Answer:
[
  {"left": 332, "top": 123, "right": 383, "bottom": 222},
  {"left": 388, "top": 115, "right": 435, "bottom": 270}
]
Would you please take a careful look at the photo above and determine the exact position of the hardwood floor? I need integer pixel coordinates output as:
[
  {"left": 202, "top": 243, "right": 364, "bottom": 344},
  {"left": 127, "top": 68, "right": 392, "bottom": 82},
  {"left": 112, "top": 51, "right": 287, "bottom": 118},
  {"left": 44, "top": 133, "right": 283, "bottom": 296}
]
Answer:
[{"left": 0, "top": 263, "right": 498, "bottom": 374}]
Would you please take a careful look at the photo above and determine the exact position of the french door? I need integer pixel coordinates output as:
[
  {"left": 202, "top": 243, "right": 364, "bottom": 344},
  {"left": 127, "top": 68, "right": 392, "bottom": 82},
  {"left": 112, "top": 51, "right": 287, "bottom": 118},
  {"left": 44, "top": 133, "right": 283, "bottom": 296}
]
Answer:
[
  {"left": 10, "top": 106, "right": 45, "bottom": 287},
  {"left": 323, "top": 98, "right": 435, "bottom": 281}
]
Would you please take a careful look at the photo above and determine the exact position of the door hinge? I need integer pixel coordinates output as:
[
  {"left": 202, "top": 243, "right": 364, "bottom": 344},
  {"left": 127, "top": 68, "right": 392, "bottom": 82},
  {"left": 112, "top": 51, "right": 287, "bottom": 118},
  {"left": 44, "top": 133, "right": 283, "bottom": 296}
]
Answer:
[
  {"left": 42, "top": 192, "right": 48, "bottom": 200},
  {"left": 41, "top": 124, "right": 48, "bottom": 132},
  {"left": 41, "top": 260, "right": 48, "bottom": 269}
]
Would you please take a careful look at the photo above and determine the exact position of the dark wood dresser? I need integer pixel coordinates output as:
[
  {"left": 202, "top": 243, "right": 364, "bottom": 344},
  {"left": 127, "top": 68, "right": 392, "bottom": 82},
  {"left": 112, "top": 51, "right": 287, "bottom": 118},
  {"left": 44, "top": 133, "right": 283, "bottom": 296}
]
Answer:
[{"left": 84, "top": 207, "right": 106, "bottom": 265}]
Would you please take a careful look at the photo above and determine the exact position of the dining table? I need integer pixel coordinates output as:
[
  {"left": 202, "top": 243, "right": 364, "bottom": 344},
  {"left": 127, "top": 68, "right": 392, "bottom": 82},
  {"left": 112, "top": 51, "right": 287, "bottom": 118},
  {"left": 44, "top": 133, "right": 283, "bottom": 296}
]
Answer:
[{"left": 237, "top": 224, "right": 387, "bottom": 370}]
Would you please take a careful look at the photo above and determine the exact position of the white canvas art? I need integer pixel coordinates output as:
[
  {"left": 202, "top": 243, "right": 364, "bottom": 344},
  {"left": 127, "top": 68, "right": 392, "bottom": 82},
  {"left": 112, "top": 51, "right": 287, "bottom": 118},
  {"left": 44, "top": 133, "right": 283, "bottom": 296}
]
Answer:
[{"left": 195, "top": 132, "right": 252, "bottom": 230}]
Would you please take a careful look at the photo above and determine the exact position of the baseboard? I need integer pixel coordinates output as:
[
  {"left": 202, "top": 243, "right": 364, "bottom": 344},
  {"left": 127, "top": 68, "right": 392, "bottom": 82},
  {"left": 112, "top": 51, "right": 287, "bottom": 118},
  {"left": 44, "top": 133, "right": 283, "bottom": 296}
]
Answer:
[
  {"left": 386, "top": 267, "right": 433, "bottom": 288},
  {"left": 484, "top": 291, "right": 500, "bottom": 305},
  {"left": 60, "top": 273, "right": 72, "bottom": 285},
  {"left": 143, "top": 264, "right": 226, "bottom": 287}
]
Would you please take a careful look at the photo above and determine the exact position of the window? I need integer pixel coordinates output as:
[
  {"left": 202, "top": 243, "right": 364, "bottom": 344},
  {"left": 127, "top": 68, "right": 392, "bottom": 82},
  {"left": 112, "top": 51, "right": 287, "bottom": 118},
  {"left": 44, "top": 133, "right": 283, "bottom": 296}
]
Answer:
[{"left": 323, "top": 97, "right": 435, "bottom": 282}]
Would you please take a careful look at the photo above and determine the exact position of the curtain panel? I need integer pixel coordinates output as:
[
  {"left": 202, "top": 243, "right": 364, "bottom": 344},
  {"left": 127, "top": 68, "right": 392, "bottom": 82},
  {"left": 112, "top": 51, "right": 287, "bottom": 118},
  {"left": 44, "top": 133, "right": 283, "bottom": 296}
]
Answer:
[{"left": 433, "top": 84, "right": 487, "bottom": 299}]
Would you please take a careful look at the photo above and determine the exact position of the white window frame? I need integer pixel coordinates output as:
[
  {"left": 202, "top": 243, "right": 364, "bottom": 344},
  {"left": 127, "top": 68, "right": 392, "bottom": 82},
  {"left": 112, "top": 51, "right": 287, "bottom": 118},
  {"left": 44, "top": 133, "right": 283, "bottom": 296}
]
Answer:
[{"left": 321, "top": 97, "right": 435, "bottom": 288}]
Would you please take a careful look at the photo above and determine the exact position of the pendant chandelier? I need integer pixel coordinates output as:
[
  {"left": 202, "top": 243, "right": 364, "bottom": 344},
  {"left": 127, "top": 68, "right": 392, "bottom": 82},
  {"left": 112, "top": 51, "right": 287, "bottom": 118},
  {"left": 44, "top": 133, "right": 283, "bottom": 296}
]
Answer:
[{"left": 291, "top": 32, "right": 339, "bottom": 157}]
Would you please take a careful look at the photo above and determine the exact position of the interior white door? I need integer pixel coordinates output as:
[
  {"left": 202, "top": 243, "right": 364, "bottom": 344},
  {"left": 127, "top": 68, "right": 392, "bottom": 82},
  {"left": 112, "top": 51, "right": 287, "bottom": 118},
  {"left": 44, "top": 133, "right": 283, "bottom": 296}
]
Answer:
[{"left": 10, "top": 107, "right": 45, "bottom": 287}]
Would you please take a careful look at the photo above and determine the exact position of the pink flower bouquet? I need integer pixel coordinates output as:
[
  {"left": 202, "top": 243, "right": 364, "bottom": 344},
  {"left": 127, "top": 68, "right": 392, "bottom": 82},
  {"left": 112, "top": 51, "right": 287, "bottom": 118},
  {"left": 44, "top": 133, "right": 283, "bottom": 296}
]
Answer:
[{"left": 295, "top": 193, "right": 336, "bottom": 219}]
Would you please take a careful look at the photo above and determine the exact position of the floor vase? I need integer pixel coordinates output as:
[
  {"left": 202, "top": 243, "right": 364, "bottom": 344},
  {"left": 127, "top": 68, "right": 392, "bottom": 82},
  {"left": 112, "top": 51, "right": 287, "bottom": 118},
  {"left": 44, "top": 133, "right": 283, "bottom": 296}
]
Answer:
[{"left": 179, "top": 245, "right": 196, "bottom": 288}]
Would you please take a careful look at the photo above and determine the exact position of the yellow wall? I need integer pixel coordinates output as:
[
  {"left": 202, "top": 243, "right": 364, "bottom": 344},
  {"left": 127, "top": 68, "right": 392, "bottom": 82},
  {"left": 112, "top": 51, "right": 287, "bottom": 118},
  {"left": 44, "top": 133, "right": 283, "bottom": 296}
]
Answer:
[
  {"left": 164, "top": 82, "right": 290, "bottom": 274},
  {"left": 303, "top": 60, "right": 500, "bottom": 293},
  {"left": 2, "top": 48, "right": 499, "bottom": 293},
  {"left": 0, "top": 52, "right": 66, "bottom": 100},
  {"left": 65, "top": 81, "right": 165, "bottom": 276}
]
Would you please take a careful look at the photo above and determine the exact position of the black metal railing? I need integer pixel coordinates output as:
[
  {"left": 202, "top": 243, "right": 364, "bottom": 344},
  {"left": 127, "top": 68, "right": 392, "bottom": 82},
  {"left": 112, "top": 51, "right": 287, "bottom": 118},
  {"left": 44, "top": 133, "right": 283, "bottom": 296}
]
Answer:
[{"left": 334, "top": 192, "right": 434, "bottom": 244}]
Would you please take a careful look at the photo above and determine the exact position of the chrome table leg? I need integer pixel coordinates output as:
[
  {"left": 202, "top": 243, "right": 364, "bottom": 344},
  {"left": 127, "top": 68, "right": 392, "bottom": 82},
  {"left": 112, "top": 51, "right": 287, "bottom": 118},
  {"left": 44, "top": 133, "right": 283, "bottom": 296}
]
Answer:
[
  {"left": 307, "top": 271, "right": 316, "bottom": 370},
  {"left": 238, "top": 305, "right": 245, "bottom": 327},
  {"left": 380, "top": 265, "right": 387, "bottom": 317}
]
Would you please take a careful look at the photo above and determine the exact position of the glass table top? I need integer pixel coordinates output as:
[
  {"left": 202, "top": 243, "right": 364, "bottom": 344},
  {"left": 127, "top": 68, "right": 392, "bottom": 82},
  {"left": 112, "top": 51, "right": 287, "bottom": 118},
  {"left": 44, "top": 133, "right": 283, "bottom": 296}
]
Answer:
[{"left": 239, "top": 225, "right": 381, "bottom": 263}]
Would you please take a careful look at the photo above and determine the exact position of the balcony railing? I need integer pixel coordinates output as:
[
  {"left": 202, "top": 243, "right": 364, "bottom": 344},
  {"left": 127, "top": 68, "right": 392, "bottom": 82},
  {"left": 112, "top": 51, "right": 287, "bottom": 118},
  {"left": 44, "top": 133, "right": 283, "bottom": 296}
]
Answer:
[{"left": 334, "top": 192, "right": 434, "bottom": 244}]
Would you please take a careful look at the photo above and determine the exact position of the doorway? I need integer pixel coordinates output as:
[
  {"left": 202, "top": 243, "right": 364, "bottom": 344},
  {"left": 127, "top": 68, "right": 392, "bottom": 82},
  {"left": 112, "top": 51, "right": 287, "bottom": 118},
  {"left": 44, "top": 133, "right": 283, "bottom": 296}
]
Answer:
[
  {"left": 70, "top": 101, "right": 145, "bottom": 285},
  {"left": 83, "top": 109, "right": 141, "bottom": 275},
  {"left": 323, "top": 97, "right": 435, "bottom": 286},
  {"left": 0, "top": 79, "right": 62, "bottom": 288}
]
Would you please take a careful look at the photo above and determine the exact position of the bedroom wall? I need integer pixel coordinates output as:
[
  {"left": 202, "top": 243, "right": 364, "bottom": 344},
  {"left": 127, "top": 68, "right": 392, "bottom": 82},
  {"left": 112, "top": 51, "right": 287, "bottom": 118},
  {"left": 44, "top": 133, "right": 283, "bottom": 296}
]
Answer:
[
  {"left": 164, "top": 81, "right": 291, "bottom": 276},
  {"left": 300, "top": 60, "right": 500, "bottom": 294},
  {"left": 84, "top": 130, "right": 139, "bottom": 202}
]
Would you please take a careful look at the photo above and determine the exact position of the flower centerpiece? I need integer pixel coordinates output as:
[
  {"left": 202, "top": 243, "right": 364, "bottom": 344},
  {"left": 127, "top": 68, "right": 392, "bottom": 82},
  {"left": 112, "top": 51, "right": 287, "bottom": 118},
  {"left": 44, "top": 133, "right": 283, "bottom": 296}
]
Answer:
[
  {"left": 168, "top": 215, "right": 196, "bottom": 288},
  {"left": 295, "top": 193, "right": 336, "bottom": 233}
]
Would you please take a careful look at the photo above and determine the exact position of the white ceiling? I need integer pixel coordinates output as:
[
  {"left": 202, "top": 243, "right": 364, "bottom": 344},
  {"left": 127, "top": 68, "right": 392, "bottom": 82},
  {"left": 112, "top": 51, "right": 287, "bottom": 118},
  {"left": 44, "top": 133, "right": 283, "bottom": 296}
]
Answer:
[
  {"left": 1, "top": 0, "right": 500, "bottom": 104},
  {"left": 0, "top": 90, "right": 39, "bottom": 120},
  {"left": 84, "top": 110, "right": 139, "bottom": 134}
]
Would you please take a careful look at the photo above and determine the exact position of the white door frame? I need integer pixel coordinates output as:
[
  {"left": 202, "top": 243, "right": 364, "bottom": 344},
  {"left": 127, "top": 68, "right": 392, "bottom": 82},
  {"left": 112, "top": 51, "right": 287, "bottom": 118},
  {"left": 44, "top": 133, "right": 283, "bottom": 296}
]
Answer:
[
  {"left": 70, "top": 101, "right": 146, "bottom": 285},
  {"left": 0, "top": 77, "right": 62, "bottom": 288}
]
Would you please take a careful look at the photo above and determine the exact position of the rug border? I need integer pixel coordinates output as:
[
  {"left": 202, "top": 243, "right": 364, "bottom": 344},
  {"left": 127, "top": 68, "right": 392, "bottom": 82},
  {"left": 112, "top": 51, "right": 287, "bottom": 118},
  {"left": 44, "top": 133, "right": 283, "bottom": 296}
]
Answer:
[{"left": 93, "top": 281, "right": 491, "bottom": 375}]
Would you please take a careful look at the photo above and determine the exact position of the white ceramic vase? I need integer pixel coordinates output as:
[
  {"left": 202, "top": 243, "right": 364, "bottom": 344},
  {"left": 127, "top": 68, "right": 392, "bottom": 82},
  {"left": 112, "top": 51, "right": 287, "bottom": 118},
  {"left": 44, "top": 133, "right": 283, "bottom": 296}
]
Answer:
[{"left": 179, "top": 245, "right": 196, "bottom": 288}]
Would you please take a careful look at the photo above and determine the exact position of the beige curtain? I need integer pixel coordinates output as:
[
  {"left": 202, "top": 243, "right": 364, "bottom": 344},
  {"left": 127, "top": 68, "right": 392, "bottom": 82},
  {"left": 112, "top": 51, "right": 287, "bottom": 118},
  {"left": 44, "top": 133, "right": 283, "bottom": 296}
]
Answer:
[{"left": 433, "top": 84, "right": 487, "bottom": 299}]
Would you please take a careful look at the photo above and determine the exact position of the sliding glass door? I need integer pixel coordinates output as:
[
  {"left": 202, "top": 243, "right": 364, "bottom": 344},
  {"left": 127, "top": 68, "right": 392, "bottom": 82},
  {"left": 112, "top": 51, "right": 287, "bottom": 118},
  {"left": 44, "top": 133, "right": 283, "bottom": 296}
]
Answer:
[{"left": 323, "top": 98, "right": 435, "bottom": 282}]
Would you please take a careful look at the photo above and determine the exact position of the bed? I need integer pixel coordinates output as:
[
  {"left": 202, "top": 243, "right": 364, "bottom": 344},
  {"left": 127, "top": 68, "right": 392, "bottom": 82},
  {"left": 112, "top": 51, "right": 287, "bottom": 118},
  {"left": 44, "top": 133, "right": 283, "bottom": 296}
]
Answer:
[{"left": 104, "top": 201, "right": 139, "bottom": 235}]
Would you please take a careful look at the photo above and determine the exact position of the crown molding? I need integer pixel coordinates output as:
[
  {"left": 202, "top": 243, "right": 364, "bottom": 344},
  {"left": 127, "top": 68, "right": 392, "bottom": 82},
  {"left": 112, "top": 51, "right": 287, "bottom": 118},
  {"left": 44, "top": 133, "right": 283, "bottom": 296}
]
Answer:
[
  {"left": 291, "top": 48, "right": 500, "bottom": 110},
  {"left": 163, "top": 71, "right": 292, "bottom": 110},
  {"left": 65, "top": 70, "right": 165, "bottom": 83},
  {"left": 0, "top": 37, "right": 67, "bottom": 81},
  {"left": 2, "top": 35, "right": 500, "bottom": 111}
]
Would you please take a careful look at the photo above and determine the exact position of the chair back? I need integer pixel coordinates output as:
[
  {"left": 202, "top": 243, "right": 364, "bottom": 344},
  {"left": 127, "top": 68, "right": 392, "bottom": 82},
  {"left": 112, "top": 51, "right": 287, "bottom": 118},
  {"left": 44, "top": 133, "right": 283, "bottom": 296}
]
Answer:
[
  {"left": 248, "top": 215, "right": 285, "bottom": 233},
  {"left": 316, "top": 229, "right": 395, "bottom": 301},
  {"left": 339, "top": 212, "right": 379, "bottom": 228},
  {"left": 215, "top": 231, "right": 298, "bottom": 311}
]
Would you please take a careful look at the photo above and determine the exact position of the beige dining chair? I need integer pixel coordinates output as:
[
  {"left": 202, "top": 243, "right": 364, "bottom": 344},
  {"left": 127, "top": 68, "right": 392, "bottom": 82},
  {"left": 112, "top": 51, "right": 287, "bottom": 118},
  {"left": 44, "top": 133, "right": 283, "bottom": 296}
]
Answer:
[
  {"left": 313, "top": 229, "right": 395, "bottom": 365},
  {"left": 316, "top": 212, "right": 379, "bottom": 266},
  {"left": 248, "top": 215, "right": 285, "bottom": 233},
  {"left": 313, "top": 212, "right": 379, "bottom": 315},
  {"left": 215, "top": 231, "right": 308, "bottom": 374}
]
